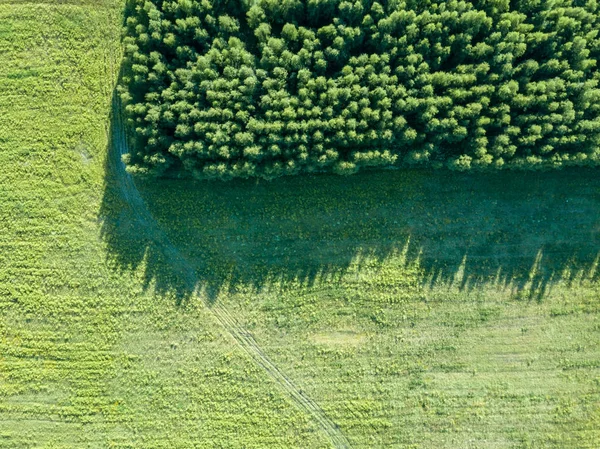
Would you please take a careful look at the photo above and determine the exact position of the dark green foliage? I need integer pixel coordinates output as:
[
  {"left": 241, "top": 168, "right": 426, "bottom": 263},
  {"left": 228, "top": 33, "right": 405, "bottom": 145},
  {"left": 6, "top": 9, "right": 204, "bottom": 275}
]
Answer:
[{"left": 119, "top": 0, "right": 600, "bottom": 179}]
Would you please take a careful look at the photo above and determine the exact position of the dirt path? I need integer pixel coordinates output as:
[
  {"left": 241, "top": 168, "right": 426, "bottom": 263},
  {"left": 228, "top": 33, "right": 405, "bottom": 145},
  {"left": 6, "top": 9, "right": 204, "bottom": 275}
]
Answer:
[{"left": 109, "top": 100, "right": 351, "bottom": 449}]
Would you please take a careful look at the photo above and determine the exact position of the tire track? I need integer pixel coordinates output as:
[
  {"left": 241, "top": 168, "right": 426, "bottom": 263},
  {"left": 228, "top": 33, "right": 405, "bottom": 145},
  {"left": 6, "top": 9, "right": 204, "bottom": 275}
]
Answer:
[{"left": 109, "top": 100, "right": 351, "bottom": 449}]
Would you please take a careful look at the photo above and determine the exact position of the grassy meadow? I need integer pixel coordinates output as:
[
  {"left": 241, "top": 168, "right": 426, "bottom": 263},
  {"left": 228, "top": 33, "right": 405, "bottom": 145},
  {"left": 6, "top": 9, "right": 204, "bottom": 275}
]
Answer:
[
  {"left": 134, "top": 168, "right": 600, "bottom": 448},
  {"left": 0, "top": 1, "right": 599, "bottom": 448}
]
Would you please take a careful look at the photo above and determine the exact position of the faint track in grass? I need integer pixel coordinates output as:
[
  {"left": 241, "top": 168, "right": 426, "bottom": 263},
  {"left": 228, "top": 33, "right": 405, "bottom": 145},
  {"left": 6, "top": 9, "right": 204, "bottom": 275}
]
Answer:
[{"left": 109, "top": 99, "right": 352, "bottom": 449}]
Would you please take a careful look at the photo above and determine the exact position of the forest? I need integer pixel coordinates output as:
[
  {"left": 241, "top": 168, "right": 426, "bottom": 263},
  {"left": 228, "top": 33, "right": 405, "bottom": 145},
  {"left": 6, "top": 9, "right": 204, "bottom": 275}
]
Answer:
[{"left": 120, "top": 0, "right": 600, "bottom": 179}]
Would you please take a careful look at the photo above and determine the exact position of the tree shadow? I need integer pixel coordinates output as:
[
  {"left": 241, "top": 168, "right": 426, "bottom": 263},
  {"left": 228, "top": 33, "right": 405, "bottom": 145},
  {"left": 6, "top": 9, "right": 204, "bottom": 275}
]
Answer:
[
  {"left": 99, "top": 92, "right": 198, "bottom": 303},
  {"left": 99, "top": 93, "right": 600, "bottom": 305}
]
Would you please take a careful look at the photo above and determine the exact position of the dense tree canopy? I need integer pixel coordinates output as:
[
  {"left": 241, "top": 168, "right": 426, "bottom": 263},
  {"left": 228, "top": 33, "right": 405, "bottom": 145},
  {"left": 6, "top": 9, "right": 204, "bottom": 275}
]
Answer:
[{"left": 119, "top": 0, "right": 600, "bottom": 179}]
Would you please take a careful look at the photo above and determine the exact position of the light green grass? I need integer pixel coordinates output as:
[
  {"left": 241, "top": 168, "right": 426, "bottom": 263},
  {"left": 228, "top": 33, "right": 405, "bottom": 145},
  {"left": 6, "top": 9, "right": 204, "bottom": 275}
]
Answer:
[{"left": 0, "top": 1, "right": 599, "bottom": 448}]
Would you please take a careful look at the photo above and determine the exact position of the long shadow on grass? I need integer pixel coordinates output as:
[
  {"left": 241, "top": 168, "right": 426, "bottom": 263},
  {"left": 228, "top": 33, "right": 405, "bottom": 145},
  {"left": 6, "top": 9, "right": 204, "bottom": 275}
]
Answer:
[{"left": 99, "top": 99, "right": 600, "bottom": 304}]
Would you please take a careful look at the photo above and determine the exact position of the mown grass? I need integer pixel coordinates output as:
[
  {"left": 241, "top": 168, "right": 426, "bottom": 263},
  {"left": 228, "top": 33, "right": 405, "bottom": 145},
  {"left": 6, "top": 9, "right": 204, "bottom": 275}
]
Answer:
[{"left": 1, "top": 1, "right": 599, "bottom": 448}]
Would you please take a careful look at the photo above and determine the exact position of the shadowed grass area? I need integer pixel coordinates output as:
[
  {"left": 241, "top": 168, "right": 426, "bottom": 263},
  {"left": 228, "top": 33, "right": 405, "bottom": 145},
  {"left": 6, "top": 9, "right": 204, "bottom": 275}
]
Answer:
[{"left": 100, "top": 155, "right": 600, "bottom": 302}]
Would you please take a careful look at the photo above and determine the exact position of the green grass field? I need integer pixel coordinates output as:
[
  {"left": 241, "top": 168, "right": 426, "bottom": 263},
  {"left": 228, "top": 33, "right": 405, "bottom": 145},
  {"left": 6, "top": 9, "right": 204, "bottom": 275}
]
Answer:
[
  {"left": 1, "top": 1, "right": 599, "bottom": 448},
  {"left": 130, "top": 169, "right": 600, "bottom": 448}
]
